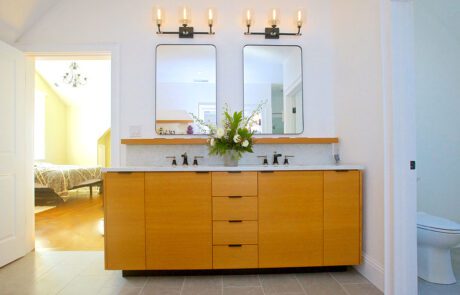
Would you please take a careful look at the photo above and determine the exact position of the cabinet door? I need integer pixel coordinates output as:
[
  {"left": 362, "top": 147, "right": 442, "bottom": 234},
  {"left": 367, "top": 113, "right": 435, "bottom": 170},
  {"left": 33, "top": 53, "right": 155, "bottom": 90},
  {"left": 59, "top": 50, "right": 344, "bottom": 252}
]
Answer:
[
  {"left": 145, "top": 172, "right": 212, "bottom": 269},
  {"left": 259, "top": 171, "right": 324, "bottom": 268},
  {"left": 104, "top": 172, "right": 145, "bottom": 270},
  {"left": 324, "top": 171, "right": 362, "bottom": 265}
]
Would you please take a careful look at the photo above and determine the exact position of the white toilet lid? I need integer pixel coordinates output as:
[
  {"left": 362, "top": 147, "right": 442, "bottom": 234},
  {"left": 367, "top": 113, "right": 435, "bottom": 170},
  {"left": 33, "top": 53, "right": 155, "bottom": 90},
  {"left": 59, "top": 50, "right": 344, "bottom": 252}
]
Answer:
[{"left": 417, "top": 212, "right": 460, "bottom": 232}]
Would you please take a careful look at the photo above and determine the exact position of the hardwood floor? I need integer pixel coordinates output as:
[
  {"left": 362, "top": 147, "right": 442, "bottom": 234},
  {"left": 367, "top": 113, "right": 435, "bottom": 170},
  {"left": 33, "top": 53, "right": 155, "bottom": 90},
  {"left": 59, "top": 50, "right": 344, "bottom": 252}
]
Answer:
[{"left": 35, "top": 189, "right": 104, "bottom": 251}]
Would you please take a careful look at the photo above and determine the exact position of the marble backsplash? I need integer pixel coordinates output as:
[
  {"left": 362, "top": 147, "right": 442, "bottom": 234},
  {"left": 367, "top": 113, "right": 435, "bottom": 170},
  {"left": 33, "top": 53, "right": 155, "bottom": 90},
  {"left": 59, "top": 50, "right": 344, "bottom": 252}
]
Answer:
[{"left": 126, "top": 144, "right": 336, "bottom": 167}]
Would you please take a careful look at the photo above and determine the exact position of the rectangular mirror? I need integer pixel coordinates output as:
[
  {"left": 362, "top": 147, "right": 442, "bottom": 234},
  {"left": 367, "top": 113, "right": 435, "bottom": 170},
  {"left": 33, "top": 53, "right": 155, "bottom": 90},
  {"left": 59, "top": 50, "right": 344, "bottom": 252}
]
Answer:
[
  {"left": 243, "top": 45, "right": 303, "bottom": 134},
  {"left": 156, "top": 44, "right": 216, "bottom": 135}
]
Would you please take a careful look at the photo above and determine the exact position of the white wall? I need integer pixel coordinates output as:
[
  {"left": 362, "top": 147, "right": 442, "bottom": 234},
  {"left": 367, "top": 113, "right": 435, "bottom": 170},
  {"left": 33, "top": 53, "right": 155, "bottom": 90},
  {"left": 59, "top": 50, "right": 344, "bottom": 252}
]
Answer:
[
  {"left": 415, "top": 1, "right": 460, "bottom": 222},
  {"left": 16, "top": 0, "right": 336, "bottom": 140},
  {"left": 331, "top": 0, "right": 385, "bottom": 290},
  {"left": 14, "top": 0, "right": 385, "bottom": 289}
]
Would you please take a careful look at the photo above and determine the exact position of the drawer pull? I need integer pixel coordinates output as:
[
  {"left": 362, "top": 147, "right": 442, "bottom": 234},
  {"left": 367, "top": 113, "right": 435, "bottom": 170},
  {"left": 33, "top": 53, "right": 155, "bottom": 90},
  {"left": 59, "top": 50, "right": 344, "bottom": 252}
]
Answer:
[
  {"left": 228, "top": 196, "right": 243, "bottom": 198},
  {"left": 228, "top": 244, "right": 242, "bottom": 247},
  {"left": 195, "top": 171, "right": 210, "bottom": 174},
  {"left": 335, "top": 170, "right": 349, "bottom": 173},
  {"left": 260, "top": 171, "right": 274, "bottom": 173},
  {"left": 228, "top": 220, "right": 243, "bottom": 223},
  {"left": 117, "top": 171, "right": 133, "bottom": 174},
  {"left": 228, "top": 171, "right": 242, "bottom": 174}
]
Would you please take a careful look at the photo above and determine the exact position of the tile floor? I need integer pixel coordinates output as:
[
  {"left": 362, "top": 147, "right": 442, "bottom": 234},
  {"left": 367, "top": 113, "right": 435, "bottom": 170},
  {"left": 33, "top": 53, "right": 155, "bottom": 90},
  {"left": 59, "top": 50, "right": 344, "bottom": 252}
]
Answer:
[
  {"left": 0, "top": 251, "right": 383, "bottom": 295},
  {"left": 418, "top": 247, "right": 460, "bottom": 295}
]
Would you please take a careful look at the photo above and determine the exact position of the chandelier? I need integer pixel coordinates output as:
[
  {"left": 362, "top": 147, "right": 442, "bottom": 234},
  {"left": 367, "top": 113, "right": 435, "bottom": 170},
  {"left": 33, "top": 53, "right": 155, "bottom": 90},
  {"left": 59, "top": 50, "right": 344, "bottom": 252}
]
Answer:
[{"left": 63, "top": 62, "right": 87, "bottom": 87}]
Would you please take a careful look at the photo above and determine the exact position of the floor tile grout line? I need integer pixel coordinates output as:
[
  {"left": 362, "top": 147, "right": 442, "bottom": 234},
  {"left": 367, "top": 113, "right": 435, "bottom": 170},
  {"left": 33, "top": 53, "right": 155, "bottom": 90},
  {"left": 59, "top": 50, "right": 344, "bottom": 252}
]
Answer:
[
  {"left": 138, "top": 275, "right": 149, "bottom": 294},
  {"left": 293, "top": 273, "right": 309, "bottom": 295},
  {"left": 340, "top": 282, "right": 376, "bottom": 285},
  {"left": 50, "top": 260, "right": 97, "bottom": 295},
  {"left": 329, "top": 272, "right": 352, "bottom": 295},
  {"left": 257, "top": 274, "right": 267, "bottom": 295},
  {"left": 179, "top": 276, "right": 186, "bottom": 295}
]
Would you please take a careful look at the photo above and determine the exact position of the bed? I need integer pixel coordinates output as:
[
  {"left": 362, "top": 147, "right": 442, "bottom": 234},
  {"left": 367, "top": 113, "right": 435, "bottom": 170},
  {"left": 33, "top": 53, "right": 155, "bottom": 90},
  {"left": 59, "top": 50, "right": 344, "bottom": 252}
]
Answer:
[{"left": 34, "top": 163, "right": 103, "bottom": 205}]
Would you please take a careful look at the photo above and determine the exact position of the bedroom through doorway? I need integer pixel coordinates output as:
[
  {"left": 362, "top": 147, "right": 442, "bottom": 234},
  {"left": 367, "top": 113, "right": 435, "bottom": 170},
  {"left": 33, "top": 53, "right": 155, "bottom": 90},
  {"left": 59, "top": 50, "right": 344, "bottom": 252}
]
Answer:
[{"left": 33, "top": 55, "right": 111, "bottom": 251}]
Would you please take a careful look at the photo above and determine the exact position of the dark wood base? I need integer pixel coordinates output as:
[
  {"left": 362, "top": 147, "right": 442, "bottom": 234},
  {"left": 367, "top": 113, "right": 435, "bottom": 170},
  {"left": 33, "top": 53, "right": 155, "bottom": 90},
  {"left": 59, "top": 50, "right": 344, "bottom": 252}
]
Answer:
[
  {"left": 35, "top": 188, "right": 64, "bottom": 206},
  {"left": 122, "top": 266, "right": 348, "bottom": 277}
]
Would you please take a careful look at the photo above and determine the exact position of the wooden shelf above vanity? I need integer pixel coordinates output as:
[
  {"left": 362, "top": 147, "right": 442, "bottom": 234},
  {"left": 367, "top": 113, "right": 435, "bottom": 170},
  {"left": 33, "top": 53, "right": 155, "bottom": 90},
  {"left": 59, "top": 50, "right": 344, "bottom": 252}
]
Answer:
[{"left": 121, "top": 137, "right": 339, "bottom": 145}]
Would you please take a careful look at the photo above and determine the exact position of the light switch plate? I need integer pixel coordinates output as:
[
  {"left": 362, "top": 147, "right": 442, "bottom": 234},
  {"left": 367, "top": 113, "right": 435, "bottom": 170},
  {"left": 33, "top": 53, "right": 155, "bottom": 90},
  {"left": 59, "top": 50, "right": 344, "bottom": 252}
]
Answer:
[{"left": 129, "top": 125, "right": 142, "bottom": 138}]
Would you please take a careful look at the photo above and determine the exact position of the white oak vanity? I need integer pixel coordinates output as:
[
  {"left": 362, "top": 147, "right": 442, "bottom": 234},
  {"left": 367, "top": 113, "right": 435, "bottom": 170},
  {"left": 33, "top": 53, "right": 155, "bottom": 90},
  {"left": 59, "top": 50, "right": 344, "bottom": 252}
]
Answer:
[{"left": 103, "top": 165, "right": 362, "bottom": 272}]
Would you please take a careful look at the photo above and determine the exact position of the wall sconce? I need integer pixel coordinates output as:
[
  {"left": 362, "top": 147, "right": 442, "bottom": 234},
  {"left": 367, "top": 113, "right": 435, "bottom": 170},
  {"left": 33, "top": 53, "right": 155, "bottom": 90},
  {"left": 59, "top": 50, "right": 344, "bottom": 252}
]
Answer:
[
  {"left": 244, "top": 9, "right": 303, "bottom": 39},
  {"left": 155, "top": 7, "right": 215, "bottom": 38}
]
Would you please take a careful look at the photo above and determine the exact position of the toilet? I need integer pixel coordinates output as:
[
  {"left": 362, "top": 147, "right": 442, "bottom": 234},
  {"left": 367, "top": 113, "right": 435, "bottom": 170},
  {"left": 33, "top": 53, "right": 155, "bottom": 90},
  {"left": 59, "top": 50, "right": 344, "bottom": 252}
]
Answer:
[{"left": 417, "top": 212, "right": 460, "bottom": 284}]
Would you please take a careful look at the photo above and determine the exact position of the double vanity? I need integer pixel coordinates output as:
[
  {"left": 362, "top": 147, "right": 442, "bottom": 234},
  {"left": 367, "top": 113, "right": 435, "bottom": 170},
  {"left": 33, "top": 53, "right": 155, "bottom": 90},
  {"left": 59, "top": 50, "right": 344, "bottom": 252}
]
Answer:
[{"left": 103, "top": 165, "right": 362, "bottom": 273}]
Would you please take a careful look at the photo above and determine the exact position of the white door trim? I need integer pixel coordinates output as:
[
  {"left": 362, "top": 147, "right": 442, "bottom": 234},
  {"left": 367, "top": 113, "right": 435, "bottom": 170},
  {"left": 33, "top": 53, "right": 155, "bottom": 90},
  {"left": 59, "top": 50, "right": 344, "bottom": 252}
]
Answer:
[
  {"left": 18, "top": 43, "right": 121, "bottom": 167},
  {"left": 382, "top": 1, "right": 417, "bottom": 294}
]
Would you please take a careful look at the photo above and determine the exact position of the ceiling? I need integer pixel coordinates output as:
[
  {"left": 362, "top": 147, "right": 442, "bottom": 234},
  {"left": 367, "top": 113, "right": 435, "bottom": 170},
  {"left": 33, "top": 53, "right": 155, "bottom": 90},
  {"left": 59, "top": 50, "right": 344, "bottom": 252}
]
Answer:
[
  {"left": 35, "top": 59, "right": 111, "bottom": 106},
  {"left": 0, "top": 0, "right": 62, "bottom": 41}
]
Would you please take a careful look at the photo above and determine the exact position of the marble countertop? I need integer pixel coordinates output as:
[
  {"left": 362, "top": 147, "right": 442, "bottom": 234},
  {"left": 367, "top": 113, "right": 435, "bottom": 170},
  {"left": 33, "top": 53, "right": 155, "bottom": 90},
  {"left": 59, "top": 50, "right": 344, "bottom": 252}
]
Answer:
[{"left": 102, "top": 164, "right": 364, "bottom": 173}]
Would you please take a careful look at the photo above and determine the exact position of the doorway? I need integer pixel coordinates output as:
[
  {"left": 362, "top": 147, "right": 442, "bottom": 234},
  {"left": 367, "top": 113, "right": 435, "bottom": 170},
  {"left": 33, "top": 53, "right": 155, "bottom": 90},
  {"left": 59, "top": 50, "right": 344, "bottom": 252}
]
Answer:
[
  {"left": 32, "top": 55, "right": 111, "bottom": 251},
  {"left": 414, "top": 0, "right": 460, "bottom": 292}
]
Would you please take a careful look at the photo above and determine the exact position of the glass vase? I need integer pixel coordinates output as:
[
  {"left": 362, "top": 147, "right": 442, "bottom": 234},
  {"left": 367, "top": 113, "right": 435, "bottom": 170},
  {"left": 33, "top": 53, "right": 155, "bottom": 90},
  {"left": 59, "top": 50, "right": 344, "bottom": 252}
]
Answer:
[{"left": 223, "top": 150, "right": 239, "bottom": 167}]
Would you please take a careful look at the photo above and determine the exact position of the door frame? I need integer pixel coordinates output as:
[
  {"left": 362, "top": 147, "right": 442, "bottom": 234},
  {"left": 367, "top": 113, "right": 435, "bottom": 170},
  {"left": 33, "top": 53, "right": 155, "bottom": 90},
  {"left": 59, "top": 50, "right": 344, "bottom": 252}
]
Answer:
[
  {"left": 19, "top": 43, "right": 121, "bottom": 168},
  {"left": 19, "top": 43, "right": 120, "bottom": 252},
  {"left": 381, "top": 1, "right": 418, "bottom": 294}
]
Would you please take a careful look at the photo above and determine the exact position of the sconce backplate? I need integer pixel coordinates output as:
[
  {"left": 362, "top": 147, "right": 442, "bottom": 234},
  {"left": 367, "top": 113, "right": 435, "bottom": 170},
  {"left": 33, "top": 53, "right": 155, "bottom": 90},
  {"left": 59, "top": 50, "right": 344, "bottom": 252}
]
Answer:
[
  {"left": 265, "top": 27, "right": 280, "bottom": 39},
  {"left": 179, "top": 27, "right": 194, "bottom": 38}
]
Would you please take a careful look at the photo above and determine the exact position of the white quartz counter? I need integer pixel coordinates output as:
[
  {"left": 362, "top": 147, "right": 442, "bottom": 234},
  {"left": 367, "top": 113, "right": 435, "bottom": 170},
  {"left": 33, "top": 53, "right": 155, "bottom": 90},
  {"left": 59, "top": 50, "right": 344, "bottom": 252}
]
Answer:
[{"left": 102, "top": 164, "right": 364, "bottom": 173}]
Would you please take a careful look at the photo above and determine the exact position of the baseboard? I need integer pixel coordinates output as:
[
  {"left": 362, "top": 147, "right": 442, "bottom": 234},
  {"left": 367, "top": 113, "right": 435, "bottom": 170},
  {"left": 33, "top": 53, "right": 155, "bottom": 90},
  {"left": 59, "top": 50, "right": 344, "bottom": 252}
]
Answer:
[{"left": 354, "top": 253, "right": 384, "bottom": 292}]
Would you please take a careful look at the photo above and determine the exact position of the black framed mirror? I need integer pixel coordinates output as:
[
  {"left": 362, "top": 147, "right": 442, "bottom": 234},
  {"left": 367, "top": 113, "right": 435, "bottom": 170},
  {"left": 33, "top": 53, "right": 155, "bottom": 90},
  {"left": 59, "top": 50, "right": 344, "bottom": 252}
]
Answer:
[
  {"left": 243, "top": 45, "right": 303, "bottom": 135},
  {"left": 155, "top": 44, "right": 217, "bottom": 135}
]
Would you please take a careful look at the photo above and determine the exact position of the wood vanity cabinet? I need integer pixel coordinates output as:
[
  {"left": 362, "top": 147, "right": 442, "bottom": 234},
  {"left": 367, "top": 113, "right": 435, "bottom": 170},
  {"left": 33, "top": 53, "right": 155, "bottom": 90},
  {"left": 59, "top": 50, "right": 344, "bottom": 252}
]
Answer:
[
  {"left": 212, "top": 172, "right": 259, "bottom": 269},
  {"left": 145, "top": 172, "right": 212, "bottom": 270},
  {"left": 103, "top": 169, "right": 362, "bottom": 271},
  {"left": 258, "top": 171, "right": 324, "bottom": 268},
  {"left": 104, "top": 172, "right": 146, "bottom": 270},
  {"left": 324, "top": 170, "right": 362, "bottom": 265}
]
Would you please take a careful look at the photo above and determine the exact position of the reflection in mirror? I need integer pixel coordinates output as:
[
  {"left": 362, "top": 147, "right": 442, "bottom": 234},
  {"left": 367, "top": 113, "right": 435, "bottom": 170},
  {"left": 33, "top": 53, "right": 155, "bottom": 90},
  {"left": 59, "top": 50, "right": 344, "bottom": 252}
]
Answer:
[
  {"left": 243, "top": 45, "right": 303, "bottom": 134},
  {"left": 156, "top": 45, "right": 216, "bottom": 135}
]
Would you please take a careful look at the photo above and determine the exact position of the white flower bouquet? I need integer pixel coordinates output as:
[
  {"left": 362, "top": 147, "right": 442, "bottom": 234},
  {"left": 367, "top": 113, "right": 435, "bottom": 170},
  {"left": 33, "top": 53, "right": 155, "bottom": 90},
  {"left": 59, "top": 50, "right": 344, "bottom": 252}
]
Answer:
[{"left": 191, "top": 103, "right": 264, "bottom": 164}]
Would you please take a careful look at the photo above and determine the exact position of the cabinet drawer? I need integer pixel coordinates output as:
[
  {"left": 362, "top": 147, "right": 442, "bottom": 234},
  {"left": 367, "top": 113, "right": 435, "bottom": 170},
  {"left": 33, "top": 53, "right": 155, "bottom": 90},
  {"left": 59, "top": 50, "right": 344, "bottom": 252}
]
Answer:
[
  {"left": 213, "top": 197, "right": 257, "bottom": 220},
  {"left": 212, "top": 172, "right": 257, "bottom": 196},
  {"left": 213, "top": 221, "right": 258, "bottom": 245},
  {"left": 213, "top": 245, "right": 258, "bottom": 269}
]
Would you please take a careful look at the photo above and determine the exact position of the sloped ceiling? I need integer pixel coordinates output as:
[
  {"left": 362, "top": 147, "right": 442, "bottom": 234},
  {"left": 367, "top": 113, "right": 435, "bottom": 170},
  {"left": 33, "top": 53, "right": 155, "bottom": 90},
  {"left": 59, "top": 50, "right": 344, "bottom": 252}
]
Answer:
[
  {"left": 0, "top": 0, "right": 62, "bottom": 42},
  {"left": 36, "top": 59, "right": 111, "bottom": 107}
]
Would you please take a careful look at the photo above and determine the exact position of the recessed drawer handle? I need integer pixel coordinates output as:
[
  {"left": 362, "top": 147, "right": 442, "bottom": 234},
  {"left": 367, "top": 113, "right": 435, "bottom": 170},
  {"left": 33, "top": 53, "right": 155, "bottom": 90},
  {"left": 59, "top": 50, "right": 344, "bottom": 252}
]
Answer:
[
  {"left": 228, "top": 196, "right": 243, "bottom": 198},
  {"left": 228, "top": 171, "right": 242, "bottom": 174},
  {"left": 228, "top": 244, "right": 242, "bottom": 247},
  {"left": 117, "top": 172, "right": 133, "bottom": 174},
  {"left": 228, "top": 220, "right": 243, "bottom": 223}
]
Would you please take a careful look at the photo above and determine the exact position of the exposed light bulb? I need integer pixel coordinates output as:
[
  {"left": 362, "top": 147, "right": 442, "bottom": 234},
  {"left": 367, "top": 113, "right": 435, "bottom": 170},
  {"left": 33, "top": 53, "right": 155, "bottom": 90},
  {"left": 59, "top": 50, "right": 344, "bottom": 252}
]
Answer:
[{"left": 208, "top": 8, "right": 213, "bottom": 25}]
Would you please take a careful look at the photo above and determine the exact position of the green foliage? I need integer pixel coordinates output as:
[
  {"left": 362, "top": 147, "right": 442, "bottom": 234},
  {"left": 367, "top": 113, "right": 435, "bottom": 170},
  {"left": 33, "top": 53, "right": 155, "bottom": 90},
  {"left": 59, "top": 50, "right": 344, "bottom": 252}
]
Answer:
[{"left": 190, "top": 102, "right": 265, "bottom": 160}]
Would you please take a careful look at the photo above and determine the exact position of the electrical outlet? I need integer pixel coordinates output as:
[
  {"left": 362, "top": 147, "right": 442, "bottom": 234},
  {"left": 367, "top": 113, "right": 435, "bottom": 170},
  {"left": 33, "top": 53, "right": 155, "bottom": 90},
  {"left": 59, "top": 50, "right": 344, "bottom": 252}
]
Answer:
[{"left": 129, "top": 125, "right": 142, "bottom": 138}]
